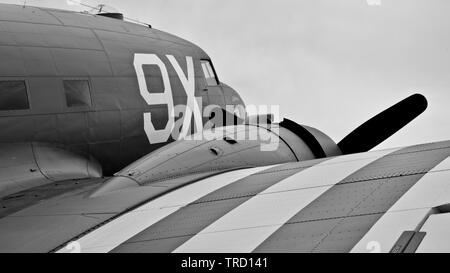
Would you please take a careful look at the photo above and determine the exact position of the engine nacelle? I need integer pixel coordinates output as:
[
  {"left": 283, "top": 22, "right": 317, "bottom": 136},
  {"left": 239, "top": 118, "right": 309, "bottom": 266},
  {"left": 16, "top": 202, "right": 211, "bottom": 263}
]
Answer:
[{"left": 92, "top": 118, "right": 342, "bottom": 197}]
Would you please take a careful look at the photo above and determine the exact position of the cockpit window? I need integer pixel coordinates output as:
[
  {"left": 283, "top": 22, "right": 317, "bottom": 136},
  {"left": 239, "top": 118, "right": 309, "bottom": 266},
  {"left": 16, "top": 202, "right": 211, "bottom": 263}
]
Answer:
[
  {"left": 0, "top": 81, "right": 29, "bottom": 111},
  {"left": 201, "top": 60, "right": 219, "bottom": 86},
  {"left": 63, "top": 80, "right": 92, "bottom": 108}
]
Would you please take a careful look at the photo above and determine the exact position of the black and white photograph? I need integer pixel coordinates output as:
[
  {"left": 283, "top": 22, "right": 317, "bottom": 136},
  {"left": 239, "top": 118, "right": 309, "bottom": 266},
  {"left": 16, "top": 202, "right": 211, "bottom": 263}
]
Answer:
[{"left": 0, "top": 0, "right": 449, "bottom": 263}]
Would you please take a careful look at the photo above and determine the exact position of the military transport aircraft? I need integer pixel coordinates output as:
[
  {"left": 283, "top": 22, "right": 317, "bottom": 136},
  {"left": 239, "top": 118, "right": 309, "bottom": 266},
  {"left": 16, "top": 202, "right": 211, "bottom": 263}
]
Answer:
[{"left": 0, "top": 3, "right": 449, "bottom": 253}]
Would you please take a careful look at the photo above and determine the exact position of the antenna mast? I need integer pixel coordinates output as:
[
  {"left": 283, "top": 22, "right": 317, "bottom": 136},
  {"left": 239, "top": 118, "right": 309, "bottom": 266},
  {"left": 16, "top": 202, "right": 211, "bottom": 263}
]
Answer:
[{"left": 98, "top": 4, "right": 105, "bottom": 13}]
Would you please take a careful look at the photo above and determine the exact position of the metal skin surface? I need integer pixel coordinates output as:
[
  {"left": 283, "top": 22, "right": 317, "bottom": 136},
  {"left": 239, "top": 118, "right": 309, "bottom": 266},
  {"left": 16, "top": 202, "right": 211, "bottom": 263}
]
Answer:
[
  {"left": 0, "top": 4, "right": 251, "bottom": 196},
  {"left": 0, "top": 141, "right": 443, "bottom": 253},
  {"left": 0, "top": 142, "right": 101, "bottom": 198},
  {"left": 91, "top": 124, "right": 317, "bottom": 197},
  {"left": 0, "top": 4, "right": 242, "bottom": 176}
]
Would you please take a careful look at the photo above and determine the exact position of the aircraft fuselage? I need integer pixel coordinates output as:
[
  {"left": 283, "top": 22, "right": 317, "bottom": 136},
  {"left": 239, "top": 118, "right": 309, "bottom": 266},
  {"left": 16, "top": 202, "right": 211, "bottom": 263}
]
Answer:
[{"left": 0, "top": 4, "right": 244, "bottom": 174}]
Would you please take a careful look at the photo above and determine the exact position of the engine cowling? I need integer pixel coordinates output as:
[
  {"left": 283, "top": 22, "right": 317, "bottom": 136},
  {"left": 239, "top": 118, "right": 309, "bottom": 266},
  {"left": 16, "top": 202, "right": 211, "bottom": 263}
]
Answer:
[{"left": 92, "top": 118, "right": 341, "bottom": 196}]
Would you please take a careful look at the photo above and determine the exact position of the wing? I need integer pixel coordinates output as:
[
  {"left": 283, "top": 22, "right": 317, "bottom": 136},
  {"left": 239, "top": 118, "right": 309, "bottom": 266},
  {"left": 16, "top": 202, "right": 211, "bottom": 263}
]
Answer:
[{"left": 0, "top": 140, "right": 449, "bottom": 253}]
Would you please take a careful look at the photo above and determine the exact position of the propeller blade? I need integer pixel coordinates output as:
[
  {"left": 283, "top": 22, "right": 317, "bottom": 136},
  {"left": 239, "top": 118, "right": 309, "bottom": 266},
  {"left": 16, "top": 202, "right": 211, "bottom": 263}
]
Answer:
[{"left": 337, "top": 93, "right": 428, "bottom": 154}]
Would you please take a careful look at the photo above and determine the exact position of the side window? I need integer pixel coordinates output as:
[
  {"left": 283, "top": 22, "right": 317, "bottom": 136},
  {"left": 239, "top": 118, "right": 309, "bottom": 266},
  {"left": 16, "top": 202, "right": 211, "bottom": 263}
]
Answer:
[
  {"left": 63, "top": 80, "right": 92, "bottom": 108},
  {"left": 0, "top": 81, "right": 29, "bottom": 111},
  {"left": 201, "top": 60, "right": 219, "bottom": 86}
]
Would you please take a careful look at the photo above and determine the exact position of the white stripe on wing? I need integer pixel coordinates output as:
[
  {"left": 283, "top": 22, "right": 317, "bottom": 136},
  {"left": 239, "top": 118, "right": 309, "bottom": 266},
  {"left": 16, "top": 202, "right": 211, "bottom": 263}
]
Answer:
[
  {"left": 57, "top": 166, "right": 276, "bottom": 253},
  {"left": 351, "top": 156, "right": 450, "bottom": 253},
  {"left": 174, "top": 148, "right": 399, "bottom": 253}
]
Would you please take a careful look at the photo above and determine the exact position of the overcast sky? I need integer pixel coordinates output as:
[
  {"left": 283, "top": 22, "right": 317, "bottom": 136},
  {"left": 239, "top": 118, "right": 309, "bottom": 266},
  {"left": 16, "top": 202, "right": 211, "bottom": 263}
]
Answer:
[{"left": 2, "top": 0, "right": 450, "bottom": 149}]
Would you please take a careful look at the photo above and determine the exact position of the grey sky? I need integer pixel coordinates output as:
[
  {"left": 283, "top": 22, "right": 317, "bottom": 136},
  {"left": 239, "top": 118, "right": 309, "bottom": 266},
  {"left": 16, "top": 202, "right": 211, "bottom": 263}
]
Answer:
[{"left": 2, "top": 0, "right": 449, "bottom": 149}]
